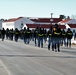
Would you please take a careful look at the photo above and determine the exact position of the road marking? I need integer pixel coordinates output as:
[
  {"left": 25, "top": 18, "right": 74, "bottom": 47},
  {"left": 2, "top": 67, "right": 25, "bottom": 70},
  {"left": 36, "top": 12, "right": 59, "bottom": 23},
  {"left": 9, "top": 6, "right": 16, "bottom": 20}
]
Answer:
[{"left": 0, "top": 60, "right": 12, "bottom": 75}]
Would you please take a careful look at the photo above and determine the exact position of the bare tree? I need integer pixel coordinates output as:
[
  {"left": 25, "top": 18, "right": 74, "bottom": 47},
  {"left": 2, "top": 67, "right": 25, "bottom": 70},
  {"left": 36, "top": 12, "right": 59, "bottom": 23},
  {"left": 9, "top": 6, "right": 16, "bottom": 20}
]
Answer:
[{"left": 71, "top": 15, "right": 76, "bottom": 19}]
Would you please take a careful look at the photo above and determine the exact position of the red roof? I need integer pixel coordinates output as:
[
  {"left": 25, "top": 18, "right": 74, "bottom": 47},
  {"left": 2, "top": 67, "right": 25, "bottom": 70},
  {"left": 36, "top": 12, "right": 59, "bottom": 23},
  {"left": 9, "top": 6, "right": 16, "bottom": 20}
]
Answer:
[
  {"left": 26, "top": 24, "right": 66, "bottom": 29},
  {"left": 58, "top": 25, "right": 66, "bottom": 29},
  {"left": 30, "top": 18, "right": 62, "bottom": 23},
  {"left": 4, "top": 17, "right": 23, "bottom": 22},
  {"left": 68, "top": 24, "right": 76, "bottom": 28},
  {"left": 60, "top": 19, "right": 71, "bottom": 23}
]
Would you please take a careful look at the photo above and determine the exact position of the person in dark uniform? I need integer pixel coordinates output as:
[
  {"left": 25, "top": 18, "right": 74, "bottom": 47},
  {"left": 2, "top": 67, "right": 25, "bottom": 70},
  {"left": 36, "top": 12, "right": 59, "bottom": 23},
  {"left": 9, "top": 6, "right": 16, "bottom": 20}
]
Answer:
[
  {"left": 31, "top": 29, "right": 35, "bottom": 41},
  {"left": 61, "top": 29, "right": 66, "bottom": 46},
  {"left": 47, "top": 27, "right": 52, "bottom": 50},
  {"left": 20, "top": 29, "right": 24, "bottom": 40},
  {"left": 52, "top": 24, "right": 61, "bottom": 52},
  {"left": 56, "top": 27, "right": 62, "bottom": 52},
  {"left": 52, "top": 27, "right": 57, "bottom": 51},
  {"left": 1, "top": 28, "right": 6, "bottom": 41},
  {"left": 34, "top": 27, "right": 39, "bottom": 46},
  {"left": 25, "top": 27, "right": 31, "bottom": 44},
  {"left": 6, "top": 28, "right": 9, "bottom": 40},
  {"left": 23, "top": 27, "right": 27, "bottom": 44},
  {"left": 14, "top": 28, "right": 20, "bottom": 42},
  {"left": 9, "top": 29, "right": 14, "bottom": 41},
  {"left": 38, "top": 27, "right": 44, "bottom": 48},
  {"left": 66, "top": 28, "right": 73, "bottom": 48},
  {"left": 43, "top": 29, "right": 47, "bottom": 43}
]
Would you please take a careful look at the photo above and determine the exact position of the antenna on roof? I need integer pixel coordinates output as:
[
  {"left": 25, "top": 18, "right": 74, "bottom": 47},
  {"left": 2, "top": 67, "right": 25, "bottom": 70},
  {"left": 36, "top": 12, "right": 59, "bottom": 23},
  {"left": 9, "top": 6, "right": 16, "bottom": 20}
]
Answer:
[
  {"left": 50, "top": 13, "right": 53, "bottom": 18},
  {"left": 50, "top": 13, "right": 53, "bottom": 25}
]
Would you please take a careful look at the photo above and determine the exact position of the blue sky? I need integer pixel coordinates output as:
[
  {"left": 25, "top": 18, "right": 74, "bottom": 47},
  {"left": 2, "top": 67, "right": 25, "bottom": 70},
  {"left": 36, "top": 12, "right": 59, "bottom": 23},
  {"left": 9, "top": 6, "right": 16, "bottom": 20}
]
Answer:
[{"left": 0, "top": 0, "right": 76, "bottom": 19}]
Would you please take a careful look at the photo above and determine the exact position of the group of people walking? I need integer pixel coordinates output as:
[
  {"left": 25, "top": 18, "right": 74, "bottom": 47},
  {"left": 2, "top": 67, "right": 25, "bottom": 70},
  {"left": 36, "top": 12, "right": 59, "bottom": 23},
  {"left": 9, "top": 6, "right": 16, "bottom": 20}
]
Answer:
[{"left": 0, "top": 24, "right": 74, "bottom": 52}]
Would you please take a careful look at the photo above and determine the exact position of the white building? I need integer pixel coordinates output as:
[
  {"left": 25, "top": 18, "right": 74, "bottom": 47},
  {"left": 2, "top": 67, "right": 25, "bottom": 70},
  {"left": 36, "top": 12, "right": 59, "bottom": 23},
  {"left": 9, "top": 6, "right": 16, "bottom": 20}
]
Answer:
[
  {"left": 2, "top": 17, "right": 34, "bottom": 30},
  {"left": 0, "top": 20, "right": 4, "bottom": 29},
  {"left": 58, "top": 19, "right": 76, "bottom": 31},
  {"left": 58, "top": 19, "right": 76, "bottom": 44}
]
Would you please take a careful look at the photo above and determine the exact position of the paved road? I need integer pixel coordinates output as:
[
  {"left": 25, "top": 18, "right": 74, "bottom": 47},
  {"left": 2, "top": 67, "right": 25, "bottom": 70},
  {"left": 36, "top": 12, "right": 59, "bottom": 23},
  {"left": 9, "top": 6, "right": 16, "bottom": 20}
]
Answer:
[{"left": 0, "top": 39, "right": 76, "bottom": 75}]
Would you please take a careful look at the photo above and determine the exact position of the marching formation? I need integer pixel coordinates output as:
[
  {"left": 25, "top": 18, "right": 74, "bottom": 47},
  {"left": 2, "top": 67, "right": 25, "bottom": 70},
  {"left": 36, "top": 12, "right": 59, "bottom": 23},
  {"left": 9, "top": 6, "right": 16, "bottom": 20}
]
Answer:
[{"left": 0, "top": 24, "right": 75, "bottom": 52}]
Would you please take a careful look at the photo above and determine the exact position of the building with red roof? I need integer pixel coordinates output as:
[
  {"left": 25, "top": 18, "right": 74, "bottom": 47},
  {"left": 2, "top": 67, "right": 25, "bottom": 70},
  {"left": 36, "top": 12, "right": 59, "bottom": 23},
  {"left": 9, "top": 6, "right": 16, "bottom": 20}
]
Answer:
[
  {"left": 2, "top": 17, "right": 64, "bottom": 30},
  {"left": 2, "top": 17, "right": 34, "bottom": 30},
  {"left": 3, "top": 16, "right": 76, "bottom": 30},
  {"left": 24, "top": 17, "right": 65, "bottom": 29},
  {"left": 26, "top": 24, "right": 66, "bottom": 29},
  {"left": 58, "top": 19, "right": 76, "bottom": 31},
  {"left": 30, "top": 18, "right": 62, "bottom": 24}
]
